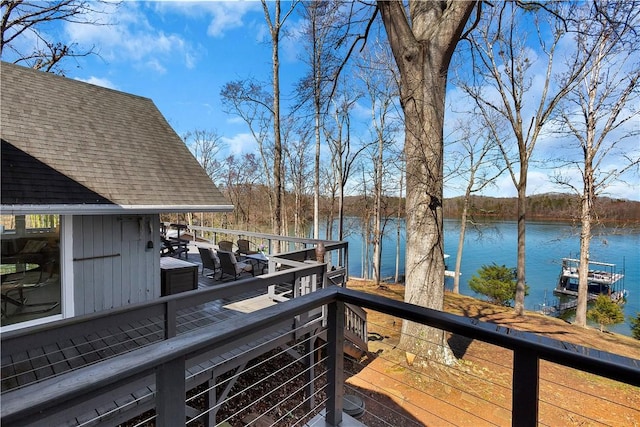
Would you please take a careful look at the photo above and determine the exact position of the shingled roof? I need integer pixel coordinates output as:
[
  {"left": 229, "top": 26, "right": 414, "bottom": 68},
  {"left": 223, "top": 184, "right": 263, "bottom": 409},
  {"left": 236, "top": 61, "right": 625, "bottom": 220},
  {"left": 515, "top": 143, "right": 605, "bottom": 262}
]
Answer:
[{"left": 1, "top": 62, "right": 233, "bottom": 214}]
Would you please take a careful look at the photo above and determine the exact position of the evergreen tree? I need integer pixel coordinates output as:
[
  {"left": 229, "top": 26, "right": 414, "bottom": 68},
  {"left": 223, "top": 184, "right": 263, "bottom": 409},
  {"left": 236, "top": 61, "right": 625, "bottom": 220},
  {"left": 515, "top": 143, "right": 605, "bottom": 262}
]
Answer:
[
  {"left": 468, "top": 264, "right": 528, "bottom": 307},
  {"left": 587, "top": 295, "right": 624, "bottom": 332}
]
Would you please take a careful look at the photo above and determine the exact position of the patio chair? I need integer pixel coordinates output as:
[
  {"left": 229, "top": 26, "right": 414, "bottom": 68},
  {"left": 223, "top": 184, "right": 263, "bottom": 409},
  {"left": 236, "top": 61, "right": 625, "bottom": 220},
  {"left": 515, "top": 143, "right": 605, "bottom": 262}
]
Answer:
[
  {"left": 161, "top": 236, "right": 188, "bottom": 259},
  {"left": 217, "top": 250, "right": 253, "bottom": 280},
  {"left": 198, "top": 247, "right": 221, "bottom": 280},
  {"left": 237, "top": 239, "right": 259, "bottom": 257},
  {"left": 217, "top": 240, "right": 234, "bottom": 252}
]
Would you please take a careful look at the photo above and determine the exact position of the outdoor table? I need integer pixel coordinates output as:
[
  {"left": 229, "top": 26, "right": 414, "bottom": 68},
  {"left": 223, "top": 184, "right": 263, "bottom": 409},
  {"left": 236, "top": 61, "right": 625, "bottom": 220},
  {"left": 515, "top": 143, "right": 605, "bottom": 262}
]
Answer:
[{"left": 245, "top": 253, "right": 269, "bottom": 275}]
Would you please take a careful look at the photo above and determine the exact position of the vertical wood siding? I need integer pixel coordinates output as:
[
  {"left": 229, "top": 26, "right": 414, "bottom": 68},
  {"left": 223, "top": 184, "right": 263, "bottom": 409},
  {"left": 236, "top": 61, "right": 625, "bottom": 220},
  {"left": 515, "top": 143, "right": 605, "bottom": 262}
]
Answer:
[{"left": 72, "top": 215, "right": 160, "bottom": 316}]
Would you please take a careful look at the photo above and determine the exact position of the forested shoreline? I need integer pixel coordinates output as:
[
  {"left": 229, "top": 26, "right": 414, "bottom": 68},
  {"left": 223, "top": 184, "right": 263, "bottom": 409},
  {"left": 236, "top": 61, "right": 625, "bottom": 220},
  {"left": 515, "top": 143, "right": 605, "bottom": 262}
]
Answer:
[
  {"left": 165, "top": 191, "right": 639, "bottom": 232},
  {"left": 343, "top": 193, "right": 640, "bottom": 224}
]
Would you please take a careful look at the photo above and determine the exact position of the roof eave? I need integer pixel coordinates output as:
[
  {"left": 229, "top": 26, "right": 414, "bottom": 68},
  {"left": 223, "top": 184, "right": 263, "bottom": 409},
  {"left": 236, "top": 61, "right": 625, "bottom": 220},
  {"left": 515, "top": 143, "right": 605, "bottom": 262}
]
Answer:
[{"left": 1, "top": 204, "right": 235, "bottom": 215}]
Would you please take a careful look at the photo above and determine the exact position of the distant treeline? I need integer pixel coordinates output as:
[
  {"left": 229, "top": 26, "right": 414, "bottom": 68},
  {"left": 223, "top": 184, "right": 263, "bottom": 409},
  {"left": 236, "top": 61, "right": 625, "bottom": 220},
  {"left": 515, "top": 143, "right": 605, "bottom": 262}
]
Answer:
[
  {"left": 164, "top": 189, "right": 639, "bottom": 233},
  {"left": 342, "top": 193, "right": 640, "bottom": 224}
]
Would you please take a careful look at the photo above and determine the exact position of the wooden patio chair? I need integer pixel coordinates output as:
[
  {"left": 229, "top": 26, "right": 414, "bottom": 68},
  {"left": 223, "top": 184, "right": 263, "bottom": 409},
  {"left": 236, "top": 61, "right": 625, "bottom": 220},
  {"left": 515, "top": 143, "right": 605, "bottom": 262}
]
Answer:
[
  {"left": 217, "top": 251, "right": 253, "bottom": 280},
  {"left": 217, "top": 240, "right": 234, "bottom": 252},
  {"left": 161, "top": 236, "right": 188, "bottom": 259},
  {"left": 237, "top": 239, "right": 259, "bottom": 257},
  {"left": 197, "top": 247, "right": 221, "bottom": 280}
]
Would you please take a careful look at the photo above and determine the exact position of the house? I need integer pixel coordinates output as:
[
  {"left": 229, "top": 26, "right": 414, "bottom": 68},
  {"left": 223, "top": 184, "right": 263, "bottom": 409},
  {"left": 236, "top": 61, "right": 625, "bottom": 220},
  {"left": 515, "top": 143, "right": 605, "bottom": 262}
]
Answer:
[{"left": 0, "top": 61, "right": 232, "bottom": 330}]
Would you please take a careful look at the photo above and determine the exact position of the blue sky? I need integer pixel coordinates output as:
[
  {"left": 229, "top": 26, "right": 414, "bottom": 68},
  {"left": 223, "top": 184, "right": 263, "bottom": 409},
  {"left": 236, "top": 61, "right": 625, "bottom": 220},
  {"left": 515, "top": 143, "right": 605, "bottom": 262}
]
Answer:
[{"left": 6, "top": 1, "right": 639, "bottom": 201}]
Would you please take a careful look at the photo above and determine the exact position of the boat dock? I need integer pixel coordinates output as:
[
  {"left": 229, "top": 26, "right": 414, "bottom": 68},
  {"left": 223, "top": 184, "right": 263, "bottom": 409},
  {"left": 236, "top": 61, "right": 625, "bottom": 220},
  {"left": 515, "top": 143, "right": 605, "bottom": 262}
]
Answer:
[
  {"left": 538, "top": 294, "right": 598, "bottom": 316},
  {"left": 537, "top": 257, "right": 627, "bottom": 316},
  {"left": 538, "top": 290, "right": 627, "bottom": 316}
]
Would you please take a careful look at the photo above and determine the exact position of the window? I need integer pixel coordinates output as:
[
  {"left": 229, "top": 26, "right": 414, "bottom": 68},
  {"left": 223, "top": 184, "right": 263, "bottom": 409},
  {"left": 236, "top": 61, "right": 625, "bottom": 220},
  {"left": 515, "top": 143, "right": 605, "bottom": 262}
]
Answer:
[{"left": 1, "top": 215, "right": 61, "bottom": 326}]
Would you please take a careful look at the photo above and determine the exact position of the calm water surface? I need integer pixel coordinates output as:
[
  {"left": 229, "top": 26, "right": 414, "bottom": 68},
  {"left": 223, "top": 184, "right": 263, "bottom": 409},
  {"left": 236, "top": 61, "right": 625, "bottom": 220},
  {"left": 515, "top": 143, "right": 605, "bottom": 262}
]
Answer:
[{"left": 339, "top": 218, "right": 639, "bottom": 336}]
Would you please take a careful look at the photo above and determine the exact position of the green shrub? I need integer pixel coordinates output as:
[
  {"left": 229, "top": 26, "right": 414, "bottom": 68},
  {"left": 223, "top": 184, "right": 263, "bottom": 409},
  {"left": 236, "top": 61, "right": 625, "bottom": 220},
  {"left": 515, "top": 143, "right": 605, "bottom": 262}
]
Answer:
[
  {"left": 468, "top": 263, "right": 528, "bottom": 307},
  {"left": 628, "top": 312, "right": 640, "bottom": 340},
  {"left": 587, "top": 295, "right": 624, "bottom": 332}
]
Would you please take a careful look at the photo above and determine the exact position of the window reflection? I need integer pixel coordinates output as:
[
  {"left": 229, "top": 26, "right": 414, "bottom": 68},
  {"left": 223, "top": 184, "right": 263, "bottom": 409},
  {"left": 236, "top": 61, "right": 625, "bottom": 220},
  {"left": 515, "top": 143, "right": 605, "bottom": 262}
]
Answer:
[{"left": 1, "top": 215, "right": 61, "bottom": 326}]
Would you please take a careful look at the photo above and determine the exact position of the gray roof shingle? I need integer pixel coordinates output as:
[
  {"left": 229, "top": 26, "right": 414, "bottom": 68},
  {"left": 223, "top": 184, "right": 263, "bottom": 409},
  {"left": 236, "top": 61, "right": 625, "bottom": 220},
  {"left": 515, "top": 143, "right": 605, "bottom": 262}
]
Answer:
[{"left": 1, "top": 62, "right": 232, "bottom": 214}]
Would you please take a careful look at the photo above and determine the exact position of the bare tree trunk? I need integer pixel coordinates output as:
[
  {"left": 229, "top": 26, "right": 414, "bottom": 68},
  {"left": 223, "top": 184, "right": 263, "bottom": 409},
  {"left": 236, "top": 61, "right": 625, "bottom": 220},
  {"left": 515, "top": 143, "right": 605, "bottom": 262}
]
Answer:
[
  {"left": 338, "top": 180, "right": 344, "bottom": 241},
  {"left": 453, "top": 191, "right": 469, "bottom": 294},
  {"left": 555, "top": 1, "right": 640, "bottom": 325},
  {"left": 575, "top": 186, "right": 593, "bottom": 326},
  {"left": 372, "top": 131, "right": 384, "bottom": 285},
  {"left": 314, "top": 113, "right": 320, "bottom": 239},
  {"left": 266, "top": 1, "right": 283, "bottom": 242},
  {"left": 514, "top": 172, "right": 527, "bottom": 315},
  {"left": 395, "top": 173, "right": 403, "bottom": 283},
  {"left": 378, "top": 0, "right": 475, "bottom": 364}
]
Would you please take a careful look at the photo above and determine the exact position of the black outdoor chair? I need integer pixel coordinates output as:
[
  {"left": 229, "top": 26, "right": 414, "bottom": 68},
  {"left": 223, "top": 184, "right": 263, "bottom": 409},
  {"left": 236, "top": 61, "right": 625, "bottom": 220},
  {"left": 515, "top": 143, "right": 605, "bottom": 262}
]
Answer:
[
  {"left": 236, "top": 239, "right": 259, "bottom": 257},
  {"left": 198, "top": 247, "right": 221, "bottom": 280},
  {"left": 161, "top": 236, "right": 188, "bottom": 259}
]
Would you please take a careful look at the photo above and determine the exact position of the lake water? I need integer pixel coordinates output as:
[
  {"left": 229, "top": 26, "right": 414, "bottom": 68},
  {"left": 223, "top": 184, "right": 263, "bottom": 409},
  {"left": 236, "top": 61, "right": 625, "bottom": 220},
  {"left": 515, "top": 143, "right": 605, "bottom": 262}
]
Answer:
[{"left": 338, "top": 218, "right": 639, "bottom": 336}]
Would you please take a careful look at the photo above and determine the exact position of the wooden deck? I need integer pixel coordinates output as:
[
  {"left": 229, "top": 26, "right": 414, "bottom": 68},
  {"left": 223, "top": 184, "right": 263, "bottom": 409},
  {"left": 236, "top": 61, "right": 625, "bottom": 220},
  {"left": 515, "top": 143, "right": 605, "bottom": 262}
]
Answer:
[{"left": 1, "top": 253, "right": 309, "bottom": 426}]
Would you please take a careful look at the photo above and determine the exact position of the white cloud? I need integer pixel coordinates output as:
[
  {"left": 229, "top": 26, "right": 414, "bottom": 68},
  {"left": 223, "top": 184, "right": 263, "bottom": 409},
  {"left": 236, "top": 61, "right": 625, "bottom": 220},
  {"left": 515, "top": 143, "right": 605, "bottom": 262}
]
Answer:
[
  {"left": 207, "top": 4, "right": 253, "bottom": 38},
  {"left": 222, "top": 132, "right": 257, "bottom": 156},
  {"left": 74, "top": 76, "right": 117, "bottom": 90},
  {"left": 280, "top": 17, "right": 304, "bottom": 63},
  {"left": 152, "top": 1, "right": 261, "bottom": 38},
  {"left": 63, "top": 2, "right": 199, "bottom": 73}
]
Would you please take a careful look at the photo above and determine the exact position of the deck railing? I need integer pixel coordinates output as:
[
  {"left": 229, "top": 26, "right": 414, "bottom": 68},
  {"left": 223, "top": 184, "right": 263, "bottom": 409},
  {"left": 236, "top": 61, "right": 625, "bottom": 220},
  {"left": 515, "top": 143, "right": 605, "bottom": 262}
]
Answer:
[
  {"left": 1, "top": 263, "right": 329, "bottom": 358},
  {"left": 187, "top": 224, "right": 349, "bottom": 278},
  {"left": 3, "top": 286, "right": 638, "bottom": 427}
]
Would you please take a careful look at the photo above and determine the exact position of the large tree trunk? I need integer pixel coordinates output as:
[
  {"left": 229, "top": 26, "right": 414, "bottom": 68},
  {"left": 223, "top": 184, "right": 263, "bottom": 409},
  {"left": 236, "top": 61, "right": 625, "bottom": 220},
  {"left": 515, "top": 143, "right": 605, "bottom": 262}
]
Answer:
[
  {"left": 395, "top": 174, "right": 403, "bottom": 283},
  {"left": 575, "top": 162, "right": 595, "bottom": 326},
  {"left": 453, "top": 189, "right": 471, "bottom": 294},
  {"left": 373, "top": 134, "right": 384, "bottom": 285},
  {"left": 513, "top": 168, "right": 528, "bottom": 315},
  {"left": 378, "top": 1, "right": 475, "bottom": 364}
]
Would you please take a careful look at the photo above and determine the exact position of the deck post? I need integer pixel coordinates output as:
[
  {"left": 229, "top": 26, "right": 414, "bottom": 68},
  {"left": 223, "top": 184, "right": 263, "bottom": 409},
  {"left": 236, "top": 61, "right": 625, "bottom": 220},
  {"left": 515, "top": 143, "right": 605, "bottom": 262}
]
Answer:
[
  {"left": 326, "top": 300, "right": 345, "bottom": 426},
  {"left": 512, "top": 349, "right": 539, "bottom": 427},
  {"left": 165, "top": 299, "right": 177, "bottom": 339},
  {"left": 205, "top": 377, "right": 217, "bottom": 427},
  {"left": 156, "top": 356, "right": 186, "bottom": 426}
]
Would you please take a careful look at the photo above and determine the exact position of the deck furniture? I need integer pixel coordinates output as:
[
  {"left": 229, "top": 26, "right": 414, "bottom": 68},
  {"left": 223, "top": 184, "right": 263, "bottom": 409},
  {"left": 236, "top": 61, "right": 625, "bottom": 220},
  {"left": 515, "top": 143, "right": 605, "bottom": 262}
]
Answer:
[
  {"left": 1, "top": 261, "right": 59, "bottom": 317},
  {"left": 217, "top": 250, "right": 253, "bottom": 280},
  {"left": 237, "top": 239, "right": 259, "bottom": 256},
  {"left": 160, "top": 257, "right": 198, "bottom": 296},
  {"left": 198, "top": 247, "right": 221, "bottom": 280},
  {"left": 217, "top": 240, "right": 234, "bottom": 252},
  {"left": 161, "top": 236, "right": 189, "bottom": 259},
  {"left": 245, "top": 252, "right": 269, "bottom": 275}
]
